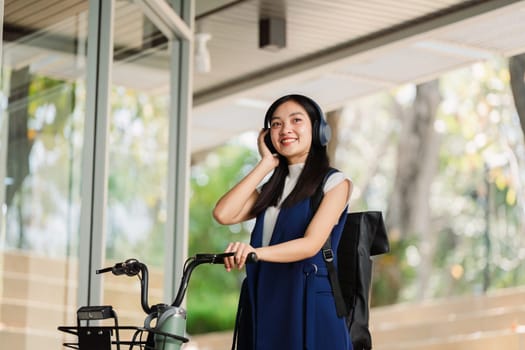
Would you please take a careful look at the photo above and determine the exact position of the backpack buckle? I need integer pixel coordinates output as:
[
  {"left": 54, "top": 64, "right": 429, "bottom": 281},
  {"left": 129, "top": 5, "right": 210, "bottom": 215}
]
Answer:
[{"left": 322, "top": 248, "right": 334, "bottom": 262}]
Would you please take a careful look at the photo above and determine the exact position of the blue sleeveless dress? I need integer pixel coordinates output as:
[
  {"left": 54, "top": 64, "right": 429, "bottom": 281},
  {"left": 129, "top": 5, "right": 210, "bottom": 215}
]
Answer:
[{"left": 241, "top": 197, "right": 352, "bottom": 350}]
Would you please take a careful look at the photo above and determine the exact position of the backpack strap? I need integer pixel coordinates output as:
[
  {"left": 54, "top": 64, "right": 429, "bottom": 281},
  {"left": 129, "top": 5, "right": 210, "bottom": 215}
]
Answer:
[{"left": 312, "top": 168, "right": 348, "bottom": 318}]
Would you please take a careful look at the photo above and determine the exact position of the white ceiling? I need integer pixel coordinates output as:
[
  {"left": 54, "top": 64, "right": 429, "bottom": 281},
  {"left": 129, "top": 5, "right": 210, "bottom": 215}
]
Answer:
[
  {"left": 191, "top": 0, "right": 525, "bottom": 153},
  {"left": 3, "top": 0, "right": 525, "bottom": 154}
]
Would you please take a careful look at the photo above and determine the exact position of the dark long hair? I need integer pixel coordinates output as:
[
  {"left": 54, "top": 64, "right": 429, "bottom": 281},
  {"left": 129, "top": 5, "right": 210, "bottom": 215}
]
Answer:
[{"left": 250, "top": 94, "right": 330, "bottom": 216}]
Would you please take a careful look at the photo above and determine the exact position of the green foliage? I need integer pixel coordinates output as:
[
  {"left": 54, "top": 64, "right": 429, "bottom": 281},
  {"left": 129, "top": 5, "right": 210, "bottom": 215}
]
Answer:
[
  {"left": 338, "top": 57, "right": 525, "bottom": 306},
  {"left": 5, "top": 73, "right": 82, "bottom": 252},
  {"left": 426, "top": 59, "right": 525, "bottom": 297},
  {"left": 371, "top": 236, "right": 418, "bottom": 306},
  {"left": 186, "top": 143, "right": 258, "bottom": 334},
  {"left": 185, "top": 269, "right": 242, "bottom": 333},
  {"left": 28, "top": 75, "right": 76, "bottom": 137},
  {"left": 105, "top": 88, "right": 169, "bottom": 264}
]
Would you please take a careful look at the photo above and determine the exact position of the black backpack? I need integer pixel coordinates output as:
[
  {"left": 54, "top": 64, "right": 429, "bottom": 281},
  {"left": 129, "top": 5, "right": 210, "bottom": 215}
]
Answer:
[{"left": 312, "top": 169, "right": 389, "bottom": 350}]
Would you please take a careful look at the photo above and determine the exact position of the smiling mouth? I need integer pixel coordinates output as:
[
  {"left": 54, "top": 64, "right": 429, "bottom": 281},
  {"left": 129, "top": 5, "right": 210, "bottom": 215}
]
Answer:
[{"left": 280, "top": 138, "right": 297, "bottom": 145}]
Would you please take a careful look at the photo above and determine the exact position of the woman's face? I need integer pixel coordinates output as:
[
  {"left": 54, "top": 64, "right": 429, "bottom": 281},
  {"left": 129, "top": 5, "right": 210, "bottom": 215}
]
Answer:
[{"left": 269, "top": 100, "right": 313, "bottom": 164}]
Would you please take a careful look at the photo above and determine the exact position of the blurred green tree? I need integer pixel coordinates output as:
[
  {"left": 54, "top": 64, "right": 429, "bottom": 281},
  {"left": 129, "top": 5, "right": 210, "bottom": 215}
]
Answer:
[{"left": 186, "top": 143, "right": 258, "bottom": 333}]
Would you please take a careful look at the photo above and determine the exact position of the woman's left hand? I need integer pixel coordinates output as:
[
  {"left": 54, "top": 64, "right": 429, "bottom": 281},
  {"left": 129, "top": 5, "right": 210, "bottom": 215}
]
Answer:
[{"left": 224, "top": 241, "right": 257, "bottom": 271}]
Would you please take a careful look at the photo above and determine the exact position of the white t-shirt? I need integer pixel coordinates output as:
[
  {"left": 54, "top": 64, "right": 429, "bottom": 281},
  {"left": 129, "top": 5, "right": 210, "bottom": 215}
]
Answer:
[{"left": 261, "top": 164, "right": 349, "bottom": 247}]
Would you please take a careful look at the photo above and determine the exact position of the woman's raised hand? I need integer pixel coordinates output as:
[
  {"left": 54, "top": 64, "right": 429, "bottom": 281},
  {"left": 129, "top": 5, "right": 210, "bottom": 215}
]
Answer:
[{"left": 258, "top": 129, "right": 279, "bottom": 168}]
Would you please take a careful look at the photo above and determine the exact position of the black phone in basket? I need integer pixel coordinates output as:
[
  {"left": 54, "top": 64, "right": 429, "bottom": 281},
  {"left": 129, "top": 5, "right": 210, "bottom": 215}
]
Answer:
[{"left": 264, "top": 129, "right": 277, "bottom": 154}]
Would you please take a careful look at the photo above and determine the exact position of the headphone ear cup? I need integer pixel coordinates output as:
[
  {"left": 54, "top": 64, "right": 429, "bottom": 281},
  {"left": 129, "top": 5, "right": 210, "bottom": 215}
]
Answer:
[
  {"left": 306, "top": 96, "right": 330, "bottom": 146},
  {"left": 312, "top": 120, "right": 320, "bottom": 146},
  {"left": 318, "top": 120, "right": 331, "bottom": 146},
  {"left": 313, "top": 117, "right": 331, "bottom": 146}
]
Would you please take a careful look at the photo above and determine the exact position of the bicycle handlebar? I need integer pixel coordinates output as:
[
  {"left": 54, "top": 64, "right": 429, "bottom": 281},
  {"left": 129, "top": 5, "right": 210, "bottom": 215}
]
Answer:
[
  {"left": 172, "top": 252, "right": 257, "bottom": 307},
  {"left": 97, "top": 258, "right": 152, "bottom": 313},
  {"left": 96, "top": 252, "right": 258, "bottom": 314}
]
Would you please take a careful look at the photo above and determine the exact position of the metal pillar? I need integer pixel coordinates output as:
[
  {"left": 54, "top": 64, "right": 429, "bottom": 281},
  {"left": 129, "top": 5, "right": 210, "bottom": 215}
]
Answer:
[
  {"left": 164, "top": 0, "right": 194, "bottom": 302},
  {"left": 78, "top": 0, "right": 114, "bottom": 307}
]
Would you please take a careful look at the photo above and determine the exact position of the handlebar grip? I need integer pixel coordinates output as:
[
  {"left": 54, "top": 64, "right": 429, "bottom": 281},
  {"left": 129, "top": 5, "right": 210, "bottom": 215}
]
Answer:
[
  {"left": 193, "top": 252, "right": 258, "bottom": 264},
  {"left": 96, "top": 259, "right": 142, "bottom": 276},
  {"left": 96, "top": 267, "right": 113, "bottom": 274},
  {"left": 246, "top": 252, "right": 258, "bottom": 264},
  {"left": 195, "top": 252, "right": 234, "bottom": 264}
]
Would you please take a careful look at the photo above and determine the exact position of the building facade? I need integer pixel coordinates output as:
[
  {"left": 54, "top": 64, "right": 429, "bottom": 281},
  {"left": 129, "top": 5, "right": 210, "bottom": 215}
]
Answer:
[{"left": 1, "top": 1, "right": 193, "bottom": 348}]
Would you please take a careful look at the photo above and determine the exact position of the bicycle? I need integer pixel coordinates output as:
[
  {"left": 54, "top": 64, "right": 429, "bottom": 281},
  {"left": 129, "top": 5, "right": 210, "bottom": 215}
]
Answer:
[{"left": 58, "top": 252, "right": 257, "bottom": 350}]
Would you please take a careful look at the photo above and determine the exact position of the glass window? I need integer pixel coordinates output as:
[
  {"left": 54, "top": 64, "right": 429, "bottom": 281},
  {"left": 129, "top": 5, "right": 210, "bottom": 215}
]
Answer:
[
  {"left": 1, "top": 1, "right": 89, "bottom": 348},
  {"left": 100, "top": 0, "right": 172, "bottom": 326}
]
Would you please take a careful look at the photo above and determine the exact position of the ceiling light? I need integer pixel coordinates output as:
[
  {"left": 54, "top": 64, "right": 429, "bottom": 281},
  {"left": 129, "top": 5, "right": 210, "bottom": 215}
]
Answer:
[
  {"left": 259, "top": 17, "right": 286, "bottom": 51},
  {"left": 195, "top": 32, "right": 212, "bottom": 73}
]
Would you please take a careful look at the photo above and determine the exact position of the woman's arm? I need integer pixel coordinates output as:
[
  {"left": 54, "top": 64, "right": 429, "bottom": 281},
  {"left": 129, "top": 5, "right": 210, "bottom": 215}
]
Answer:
[
  {"left": 226, "top": 178, "right": 353, "bottom": 270},
  {"left": 213, "top": 130, "right": 279, "bottom": 225}
]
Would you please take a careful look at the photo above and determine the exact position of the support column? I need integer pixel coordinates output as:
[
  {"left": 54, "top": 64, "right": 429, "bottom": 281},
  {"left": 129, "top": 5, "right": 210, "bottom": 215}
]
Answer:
[
  {"left": 78, "top": 0, "right": 114, "bottom": 307},
  {"left": 164, "top": 0, "right": 194, "bottom": 301},
  {"left": 0, "top": 0, "right": 6, "bottom": 271}
]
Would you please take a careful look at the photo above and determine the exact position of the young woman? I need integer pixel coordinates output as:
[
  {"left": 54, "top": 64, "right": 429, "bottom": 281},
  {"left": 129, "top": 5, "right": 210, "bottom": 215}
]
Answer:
[{"left": 213, "top": 94, "right": 353, "bottom": 349}]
